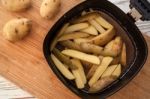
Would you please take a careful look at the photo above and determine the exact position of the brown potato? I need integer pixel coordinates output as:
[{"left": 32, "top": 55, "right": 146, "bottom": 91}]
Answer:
[
  {"left": 87, "top": 65, "right": 98, "bottom": 80},
  {"left": 52, "top": 48, "right": 78, "bottom": 69},
  {"left": 89, "top": 27, "right": 116, "bottom": 46},
  {"left": 102, "top": 36, "right": 123, "bottom": 57},
  {"left": 89, "top": 76, "right": 116, "bottom": 92},
  {"left": 120, "top": 43, "right": 126, "bottom": 66},
  {"left": 110, "top": 56, "right": 120, "bottom": 65},
  {"left": 58, "top": 32, "right": 89, "bottom": 41}
]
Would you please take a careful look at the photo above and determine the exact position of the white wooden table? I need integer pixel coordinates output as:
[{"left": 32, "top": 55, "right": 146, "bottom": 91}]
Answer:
[{"left": 0, "top": 0, "right": 150, "bottom": 98}]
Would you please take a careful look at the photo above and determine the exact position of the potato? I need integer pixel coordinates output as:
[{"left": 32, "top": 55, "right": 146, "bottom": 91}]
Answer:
[
  {"left": 95, "top": 16, "right": 113, "bottom": 29},
  {"left": 102, "top": 36, "right": 123, "bottom": 57},
  {"left": 1, "top": 0, "right": 31, "bottom": 12},
  {"left": 74, "top": 38, "right": 90, "bottom": 44},
  {"left": 50, "top": 23, "right": 69, "bottom": 51},
  {"left": 40, "top": 0, "right": 61, "bottom": 19},
  {"left": 80, "top": 25, "right": 98, "bottom": 35},
  {"left": 88, "top": 19, "right": 106, "bottom": 34},
  {"left": 71, "top": 12, "right": 99, "bottom": 23},
  {"left": 3, "top": 18, "right": 31, "bottom": 42},
  {"left": 89, "top": 76, "right": 116, "bottom": 92},
  {"left": 87, "top": 65, "right": 98, "bottom": 80},
  {"left": 88, "top": 57, "right": 113, "bottom": 86},
  {"left": 64, "top": 23, "right": 89, "bottom": 33},
  {"left": 58, "top": 32, "right": 89, "bottom": 41},
  {"left": 71, "top": 59, "right": 87, "bottom": 84},
  {"left": 52, "top": 48, "right": 78, "bottom": 69},
  {"left": 81, "top": 61, "right": 92, "bottom": 73},
  {"left": 101, "top": 64, "right": 118, "bottom": 78},
  {"left": 80, "top": 42, "right": 103, "bottom": 55},
  {"left": 112, "top": 64, "right": 121, "bottom": 77},
  {"left": 89, "top": 27, "right": 116, "bottom": 46},
  {"left": 51, "top": 54, "right": 75, "bottom": 80},
  {"left": 120, "top": 43, "right": 126, "bottom": 66},
  {"left": 61, "top": 49, "right": 100, "bottom": 65}
]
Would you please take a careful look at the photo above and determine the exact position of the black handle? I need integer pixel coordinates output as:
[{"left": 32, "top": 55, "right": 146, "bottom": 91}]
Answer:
[{"left": 129, "top": 0, "right": 150, "bottom": 20}]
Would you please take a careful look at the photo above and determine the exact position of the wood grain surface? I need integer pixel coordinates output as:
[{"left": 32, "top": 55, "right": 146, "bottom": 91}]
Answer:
[{"left": 0, "top": 0, "right": 150, "bottom": 99}]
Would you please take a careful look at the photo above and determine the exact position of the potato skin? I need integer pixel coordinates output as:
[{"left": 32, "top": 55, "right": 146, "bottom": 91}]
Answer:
[
  {"left": 40, "top": 0, "right": 61, "bottom": 19},
  {"left": 3, "top": 18, "right": 31, "bottom": 42},
  {"left": 1, "top": 0, "right": 31, "bottom": 12}
]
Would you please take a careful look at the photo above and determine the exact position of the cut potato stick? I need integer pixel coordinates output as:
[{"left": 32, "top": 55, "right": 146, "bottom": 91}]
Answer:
[
  {"left": 95, "top": 16, "right": 113, "bottom": 29},
  {"left": 80, "top": 42, "right": 103, "bottom": 55},
  {"left": 102, "top": 36, "right": 123, "bottom": 57},
  {"left": 87, "top": 65, "right": 98, "bottom": 80},
  {"left": 88, "top": 19, "right": 106, "bottom": 34},
  {"left": 62, "top": 49, "right": 100, "bottom": 65},
  {"left": 90, "top": 27, "right": 116, "bottom": 46},
  {"left": 88, "top": 57, "right": 113, "bottom": 86},
  {"left": 112, "top": 64, "right": 121, "bottom": 77},
  {"left": 58, "top": 32, "right": 89, "bottom": 41},
  {"left": 71, "top": 59, "right": 87, "bottom": 84},
  {"left": 71, "top": 12, "right": 99, "bottom": 23},
  {"left": 80, "top": 25, "right": 98, "bottom": 35},
  {"left": 50, "top": 23, "right": 69, "bottom": 51},
  {"left": 60, "top": 40, "right": 82, "bottom": 51},
  {"left": 64, "top": 23, "right": 89, "bottom": 33},
  {"left": 51, "top": 54, "right": 75, "bottom": 80},
  {"left": 81, "top": 61, "right": 92, "bottom": 73},
  {"left": 72, "top": 67, "right": 84, "bottom": 89},
  {"left": 120, "top": 43, "right": 126, "bottom": 66},
  {"left": 101, "top": 64, "right": 118, "bottom": 78},
  {"left": 74, "top": 38, "right": 90, "bottom": 44},
  {"left": 52, "top": 48, "right": 78, "bottom": 69},
  {"left": 89, "top": 76, "right": 116, "bottom": 92}
]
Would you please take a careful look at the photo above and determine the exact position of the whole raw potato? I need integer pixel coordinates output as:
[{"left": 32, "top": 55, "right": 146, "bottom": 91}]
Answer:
[
  {"left": 40, "top": 0, "right": 61, "bottom": 19},
  {"left": 1, "top": 0, "right": 31, "bottom": 12},
  {"left": 3, "top": 18, "right": 32, "bottom": 42}
]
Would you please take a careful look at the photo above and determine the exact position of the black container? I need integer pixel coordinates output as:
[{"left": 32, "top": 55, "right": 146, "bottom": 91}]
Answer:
[{"left": 43, "top": 0, "right": 148, "bottom": 98}]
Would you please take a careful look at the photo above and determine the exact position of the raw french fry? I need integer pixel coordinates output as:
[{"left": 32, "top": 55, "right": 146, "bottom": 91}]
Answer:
[
  {"left": 71, "top": 59, "right": 87, "bottom": 84},
  {"left": 58, "top": 32, "right": 89, "bottom": 41},
  {"left": 74, "top": 38, "right": 90, "bottom": 44},
  {"left": 111, "top": 56, "right": 120, "bottom": 65},
  {"left": 101, "top": 64, "right": 118, "bottom": 78},
  {"left": 89, "top": 19, "right": 106, "bottom": 34},
  {"left": 50, "top": 23, "right": 69, "bottom": 51},
  {"left": 90, "top": 27, "right": 116, "bottom": 46},
  {"left": 71, "top": 12, "right": 99, "bottom": 23},
  {"left": 81, "top": 61, "right": 92, "bottom": 73},
  {"left": 52, "top": 48, "right": 78, "bottom": 69},
  {"left": 89, "top": 76, "right": 116, "bottom": 92},
  {"left": 80, "top": 25, "right": 98, "bottom": 35},
  {"left": 87, "top": 65, "right": 98, "bottom": 80},
  {"left": 61, "top": 49, "right": 100, "bottom": 65},
  {"left": 95, "top": 16, "right": 113, "bottom": 29},
  {"left": 60, "top": 40, "right": 82, "bottom": 51},
  {"left": 120, "top": 43, "right": 126, "bottom": 66},
  {"left": 112, "top": 64, "right": 121, "bottom": 77},
  {"left": 88, "top": 57, "right": 113, "bottom": 87},
  {"left": 72, "top": 69, "right": 84, "bottom": 89},
  {"left": 102, "top": 36, "right": 123, "bottom": 57},
  {"left": 64, "top": 23, "right": 89, "bottom": 33},
  {"left": 80, "top": 42, "right": 103, "bottom": 55},
  {"left": 51, "top": 54, "right": 75, "bottom": 80}
]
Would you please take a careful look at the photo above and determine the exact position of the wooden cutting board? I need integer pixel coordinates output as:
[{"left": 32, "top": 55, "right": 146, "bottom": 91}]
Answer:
[{"left": 0, "top": 0, "right": 150, "bottom": 99}]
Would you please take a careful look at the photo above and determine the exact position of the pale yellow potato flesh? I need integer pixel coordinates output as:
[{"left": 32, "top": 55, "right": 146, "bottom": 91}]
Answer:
[
  {"left": 80, "top": 25, "right": 98, "bottom": 35},
  {"left": 64, "top": 23, "right": 89, "bottom": 33},
  {"left": 74, "top": 38, "right": 90, "bottom": 44},
  {"left": 88, "top": 57, "right": 113, "bottom": 86},
  {"left": 51, "top": 54, "right": 75, "bottom": 80},
  {"left": 88, "top": 19, "right": 106, "bottom": 34},
  {"left": 61, "top": 49, "right": 100, "bottom": 65},
  {"left": 112, "top": 64, "right": 121, "bottom": 77},
  {"left": 101, "top": 64, "right": 118, "bottom": 78},
  {"left": 71, "top": 59, "right": 87, "bottom": 84}
]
